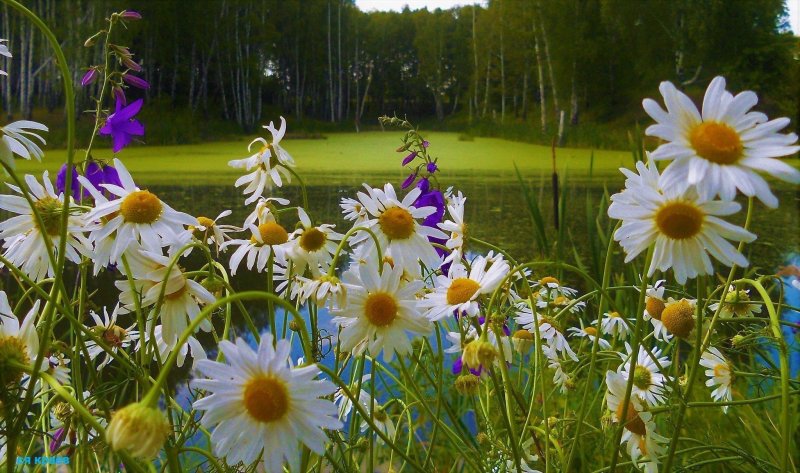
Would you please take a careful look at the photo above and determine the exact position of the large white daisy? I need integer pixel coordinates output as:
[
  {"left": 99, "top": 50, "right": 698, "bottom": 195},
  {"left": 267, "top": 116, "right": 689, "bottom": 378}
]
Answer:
[
  {"left": 419, "top": 253, "right": 509, "bottom": 321},
  {"left": 286, "top": 208, "right": 342, "bottom": 277},
  {"left": 609, "top": 160, "right": 756, "bottom": 284},
  {"left": 0, "top": 172, "right": 91, "bottom": 281},
  {"left": 643, "top": 76, "right": 800, "bottom": 207},
  {"left": 332, "top": 260, "right": 432, "bottom": 361},
  {"left": 192, "top": 336, "right": 341, "bottom": 473},
  {"left": 348, "top": 183, "right": 446, "bottom": 277},
  {"left": 82, "top": 158, "right": 196, "bottom": 263}
]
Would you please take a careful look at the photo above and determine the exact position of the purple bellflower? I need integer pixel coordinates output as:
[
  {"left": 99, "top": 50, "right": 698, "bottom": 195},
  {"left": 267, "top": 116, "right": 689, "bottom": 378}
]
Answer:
[
  {"left": 57, "top": 161, "right": 123, "bottom": 201},
  {"left": 99, "top": 98, "right": 145, "bottom": 153},
  {"left": 122, "top": 74, "right": 149, "bottom": 90},
  {"left": 81, "top": 68, "right": 98, "bottom": 87}
]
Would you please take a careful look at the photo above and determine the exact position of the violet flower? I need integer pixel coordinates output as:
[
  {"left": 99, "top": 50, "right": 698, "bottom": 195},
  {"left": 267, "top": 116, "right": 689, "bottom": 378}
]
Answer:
[
  {"left": 401, "top": 172, "right": 417, "bottom": 189},
  {"left": 422, "top": 140, "right": 430, "bottom": 148},
  {"left": 49, "top": 427, "right": 67, "bottom": 453},
  {"left": 427, "top": 162, "right": 438, "bottom": 174},
  {"left": 122, "top": 57, "right": 142, "bottom": 72},
  {"left": 112, "top": 86, "right": 127, "bottom": 106},
  {"left": 401, "top": 151, "right": 417, "bottom": 166},
  {"left": 122, "top": 74, "right": 149, "bottom": 90},
  {"left": 81, "top": 68, "right": 98, "bottom": 87},
  {"left": 99, "top": 98, "right": 145, "bottom": 153},
  {"left": 57, "top": 161, "right": 123, "bottom": 201}
]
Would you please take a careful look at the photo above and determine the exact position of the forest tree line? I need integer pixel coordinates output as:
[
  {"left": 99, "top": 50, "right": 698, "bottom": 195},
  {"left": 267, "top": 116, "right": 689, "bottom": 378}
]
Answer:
[{"left": 1, "top": 0, "right": 798, "bottom": 141}]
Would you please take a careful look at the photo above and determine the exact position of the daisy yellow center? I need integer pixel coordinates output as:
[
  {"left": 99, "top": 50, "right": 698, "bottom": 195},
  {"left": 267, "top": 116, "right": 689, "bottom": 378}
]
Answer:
[
  {"left": 32, "top": 197, "right": 63, "bottom": 236},
  {"left": 661, "top": 299, "right": 695, "bottom": 338},
  {"left": 609, "top": 311, "right": 621, "bottom": 318},
  {"left": 539, "top": 276, "right": 559, "bottom": 286},
  {"left": 164, "top": 283, "right": 188, "bottom": 301},
  {"left": 713, "top": 364, "right": 729, "bottom": 378},
  {"left": 646, "top": 297, "right": 666, "bottom": 320},
  {"left": 633, "top": 365, "right": 652, "bottom": 390},
  {"left": 120, "top": 190, "right": 163, "bottom": 224},
  {"left": 196, "top": 216, "right": 215, "bottom": 228},
  {"left": 379, "top": 207, "right": 415, "bottom": 240},
  {"left": 243, "top": 375, "right": 290, "bottom": 423},
  {"left": 512, "top": 329, "right": 534, "bottom": 340},
  {"left": 259, "top": 143, "right": 280, "bottom": 168},
  {"left": 299, "top": 227, "right": 327, "bottom": 252},
  {"left": 655, "top": 201, "right": 704, "bottom": 240},
  {"left": 0, "top": 335, "right": 29, "bottom": 384},
  {"left": 447, "top": 278, "right": 481, "bottom": 305},
  {"left": 689, "top": 122, "right": 743, "bottom": 165},
  {"left": 584, "top": 327, "right": 598, "bottom": 336},
  {"left": 364, "top": 292, "right": 398, "bottom": 327},
  {"left": 615, "top": 402, "right": 646, "bottom": 436},
  {"left": 553, "top": 296, "right": 569, "bottom": 306},
  {"left": 251, "top": 222, "right": 289, "bottom": 246},
  {"left": 103, "top": 325, "right": 128, "bottom": 348}
]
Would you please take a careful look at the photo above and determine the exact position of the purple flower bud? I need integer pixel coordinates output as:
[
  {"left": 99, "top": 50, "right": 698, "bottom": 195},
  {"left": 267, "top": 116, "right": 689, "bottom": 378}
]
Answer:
[
  {"left": 426, "top": 162, "right": 438, "bottom": 174},
  {"left": 112, "top": 86, "right": 127, "bottom": 106},
  {"left": 401, "top": 151, "right": 417, "bottom": 166},
  {"left": 401, "top": 172, "right": 417, "bottom": 189},
  {"left": 81, "top": 68, "right": 98, "bottom": 87},
  {"left": 122, "top": 74, "right": 149, "bottom": 89},
  {"left": 122, "top": 57, "right": 142, "bottom": 72},
  {"left": 422, "top": 140, "right": 430, "bottom": 148},
  {"left": 49, "top": 427, "right": 67, "bottom": 453},
  {"left": 56, "top": 164, "right": 81, "bottom": 201},
  {"left": 120, "top": 10, "right": 142, "bottom": 20}
]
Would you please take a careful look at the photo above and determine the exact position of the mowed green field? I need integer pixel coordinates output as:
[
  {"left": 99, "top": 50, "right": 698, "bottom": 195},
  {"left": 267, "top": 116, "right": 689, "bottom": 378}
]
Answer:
[{"left": 13, "top": 132, "right": 636, "bottom": 185}]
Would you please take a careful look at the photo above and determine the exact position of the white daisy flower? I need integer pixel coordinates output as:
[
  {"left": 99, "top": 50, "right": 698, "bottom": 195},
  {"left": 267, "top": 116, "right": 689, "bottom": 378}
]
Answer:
[
  {"left": 223, "top": 208, "right": 293, "bottom": 275},
  {"left": 191, "top": 210, "right": 239, "bottom": 255},
  {"left": 567, "top": 324, "right": 611, "bottom": 349},
  {"left": 699, "top": 346, "right": 734, "bottom": 413},
  {"left": 438, "top": 190, "right": 467, "bottom": 265},
  {"left": 244, "top": 196, "right": 290, "bottom": 227},
  {"left": 533, "top": 276, "right": 578, "bottom": 299},
  {"left": 708, "top": 285, "right": 761, "bottom": 318},
  {"left": 503, "top": 438, "right": 542, "bottom": 473},
  {"left": 642, "top": 279, "right": 672, "bottom": 342},
  {"left": 348, "top": 183, "right": 446, "bottom": 277},
  {"left": 0, "top": 292, "right": 40, "bottom": 387},
  {"left": 644, "top": 76, "right": 800, "bottom": 207},
  {"left": 360, "top": 404, "right": 397, "bottom": 445},
  {"left": 515, "top": 305, "right": 577, "bottom": 361},
  {"left": 295, "top": 274, "right": 347, "bottom": 309},
  {"left": 600, "top": 311, "right": 633, "bottom": 339},
  {"left": 333, "top": 375, "right": 371, "bottom": 421},
  {"left": 229, "top": 117, "right": 295, "bottom": 205},
  {"left": 0, "top": 120, "right": 48, "bottom": 170},
  {"left": 605, "top": 371, "right": 668, "bottom": 473},
  {"left": 286, "top": 208, "right": 343, "bottom": 277},
  {"left": 0, "top": 38, "right": 10, "bottom": 77},
  {"left": 536, "top": 294, "right": 586, "bottom": 315},
  {"left": 140, "top": 324, "right": 206, "bottom": 370},
  {"left": 419, "top": 254, "right": 509, "bottom": 321},
  {"left": 85, "top": 305, "right": 140, "bottom": 369},
  {"left": 192, "top": 335, "right": 342, "bottom": 473},
  {"left": 542, "top": 343, "right": 572, "bottom": 393},
  {"left": 617, "top": 342, "right": 671, "bottom": 406},
  {"left": 81, "top": 159, "right": 196, "bottom": 263},
  {"left": 116, "top": 249, "right": 215, "bottom": 345},
  {"left": 340, "top": 196, "right": 369, "bottom": 224},
  {"left": 332, "top": 261, "right": 432, "bottom": 361},
  {"left": 0, "top": 172, "right": 91, "bottom": 281},
  {"left": 608, "top": 160, "right": 756, "bottom": 284}
]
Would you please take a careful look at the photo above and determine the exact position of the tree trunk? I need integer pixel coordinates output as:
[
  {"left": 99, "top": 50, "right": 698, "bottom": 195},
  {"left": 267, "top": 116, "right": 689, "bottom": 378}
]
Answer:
[
  {"left": 327, "top": 0, "right": 335, "bottom": 122},
  {"left": 531, "top": 10, "right": 546, "bottom": 132},
  {"left": 538, "top": 9, "right": 559, "bottom": 119},
  {"left": 471, "top": 6, "right": 479, "bottom": 124}
]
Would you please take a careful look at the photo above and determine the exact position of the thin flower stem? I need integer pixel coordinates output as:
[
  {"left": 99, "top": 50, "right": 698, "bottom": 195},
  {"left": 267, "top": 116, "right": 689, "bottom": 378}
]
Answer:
[
  {"left": 327, "top": 225, "right": 383, "bottom": 276},
  {"left": 607, "top": 245, "right": 653, "bottom": 472}
]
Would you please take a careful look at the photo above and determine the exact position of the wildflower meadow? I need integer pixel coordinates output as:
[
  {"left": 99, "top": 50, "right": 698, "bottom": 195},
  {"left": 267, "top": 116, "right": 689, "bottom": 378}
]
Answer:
[{"left": 0, "top": 2, "right": 799, "bottom": 473}]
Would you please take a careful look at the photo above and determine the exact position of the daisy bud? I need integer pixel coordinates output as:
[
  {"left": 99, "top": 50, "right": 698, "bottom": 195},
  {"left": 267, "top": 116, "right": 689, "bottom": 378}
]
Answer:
[
  {"left": 661, "top": 299, "right": 696, "bottom": 339},
  {"left": 511, "top": 329, "right": 534, "bottom": 353},
  {"left": 454, "top": 373, "right": 481, "bottom": 396},
  {"left": 122, "top": 74, "right": 150, "bottom": 90},
  {"left": 475, "top": 432, "right": 489, "bottom": 444},
  {"left": 731, "top": 334, "right": 746, "bottom": 347},
  {"left": 462, "top": 339, "right": 497, "bottom": 371},
  {"left": 200, "top": 276, "right": 225, "bottom": 295},
  {"left": 106, "top": 402, "right": 170, "bottom": 460},
  {"left": 288, "top": 319, "right": 301, "bottom": 332},
  {"left": 645, "top": 296, "right": 666, "bottom": 320}
]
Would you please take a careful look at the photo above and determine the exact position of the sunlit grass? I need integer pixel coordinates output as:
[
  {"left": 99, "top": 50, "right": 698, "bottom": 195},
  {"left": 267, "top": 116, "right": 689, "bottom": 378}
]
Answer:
[{"left": 15, "top": 132, "right": 635, "bottom": 185}]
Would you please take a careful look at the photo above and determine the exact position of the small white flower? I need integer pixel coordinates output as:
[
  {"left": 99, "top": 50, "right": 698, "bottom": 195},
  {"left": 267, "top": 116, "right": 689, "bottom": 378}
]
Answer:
[
  {"left": 85, "top": 305, "right": 140, "bottom": 369},
  {"left": 286, "top": 208, "right": 342, "bottom": 277},
  {"left": 340, "top": 196, "right": 369, "bottom": 224},
  {"left": 438, "top": 190, "right": 467, "bottom": 264},
  {"left": 229, "top": 117, "right": 295, "bottom": 204},
  {"left": 708, "top": 285, "right": 761, "bottom": 318},
  {"left": 0, "top": 172, "right": 92, "bottom": 281},
  {"left": 600, "top": 311, "right": 632, "bottom": 339},
  {"left": 617, "top": 342, "right": 671, "bottom": 406},
  {"left": 191, "top": 210, "right": 239, "bottom": 255},
  {"left": 567, "top": 324, "right": 610, "bottom": 349},
  {"left": 699, "top": 346, "right": 734, "bottom": 413},
  {"left": 642, "top": 279, "right": 672, "bottom": 342},
  {"left": 0, "top": 120, "right": 48, "bottom": 170},
  {"left": 515, "top": 305, "right": 577, "bottom": 361},
  {"left": 420, "top": 254, "right": 509, "bottom": 321},
  {"left": 222, "top": 217, "right": 292, "bottom": 275}
]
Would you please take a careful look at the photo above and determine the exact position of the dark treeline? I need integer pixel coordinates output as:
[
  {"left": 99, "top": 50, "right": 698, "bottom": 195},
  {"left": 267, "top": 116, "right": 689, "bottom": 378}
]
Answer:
[{"left": 1, "top": 0, "right": 798, "bottom": 146}]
